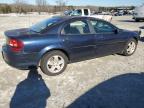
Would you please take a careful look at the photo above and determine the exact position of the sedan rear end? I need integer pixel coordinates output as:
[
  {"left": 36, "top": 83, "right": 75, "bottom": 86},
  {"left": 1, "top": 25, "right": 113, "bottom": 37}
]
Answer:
[{"left": 2, "top": 29, "right": 39, "bottom": 69}]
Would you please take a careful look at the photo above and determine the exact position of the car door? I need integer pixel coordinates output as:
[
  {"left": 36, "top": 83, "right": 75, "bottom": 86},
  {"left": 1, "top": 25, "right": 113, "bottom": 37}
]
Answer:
[
  {"left": 89, "top": 19, "right": 126, "bottom": 57},
  {"left": 60, "top": 19, "right": 96, "bottom": 61}
]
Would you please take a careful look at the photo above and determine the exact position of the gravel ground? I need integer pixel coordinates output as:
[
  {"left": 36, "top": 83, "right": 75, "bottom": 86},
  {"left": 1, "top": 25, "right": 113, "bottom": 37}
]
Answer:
[{"left": 0, "top": 15, "right": 144, "bottom": 108}]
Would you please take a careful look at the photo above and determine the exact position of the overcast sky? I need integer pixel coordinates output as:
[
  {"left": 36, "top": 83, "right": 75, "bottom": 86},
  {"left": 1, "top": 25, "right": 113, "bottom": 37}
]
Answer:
[{"left": 0, "top": 0, "right": 144, "bottom": 6}]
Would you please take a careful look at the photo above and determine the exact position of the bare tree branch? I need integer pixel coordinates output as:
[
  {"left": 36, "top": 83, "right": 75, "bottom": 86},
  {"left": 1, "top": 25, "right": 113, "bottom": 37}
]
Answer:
[
  {"left": 13, "top": 0, "right": 27, "bottom": 13},
  {"left": 35, "top": 0, "right": 47, "bottom": 14}
]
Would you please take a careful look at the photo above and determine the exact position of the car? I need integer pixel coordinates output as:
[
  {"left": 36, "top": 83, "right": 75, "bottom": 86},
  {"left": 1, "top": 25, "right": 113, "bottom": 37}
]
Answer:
[
  {"left": 113, "top": 11, "right": 124, "bottom": 16},
  {"left": 133, "top": 5, "right": 144, "bottom": 22},
  {"left": 2, "top": 16, "right": 141, "bottom": 76},
  {"left": 140, "top": 26, "right": 144, "bottom": 29},
  {"left": 68, "top": 8, "right": 112, "bottom": 22}
]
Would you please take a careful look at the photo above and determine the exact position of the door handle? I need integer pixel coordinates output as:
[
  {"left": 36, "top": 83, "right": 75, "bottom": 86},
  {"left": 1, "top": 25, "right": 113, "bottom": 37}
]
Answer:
[{"left": 99, "top": 36, "right": 104, "bottom": 39}]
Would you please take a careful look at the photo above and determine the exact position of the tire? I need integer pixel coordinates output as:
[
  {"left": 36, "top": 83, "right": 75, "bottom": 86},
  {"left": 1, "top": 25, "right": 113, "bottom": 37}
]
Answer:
[
  {"left": 135, "top": 19, "right": 140, "bottom": 22},
  {"left": 122, "top": 39, "right": 137, "bottom": 56},
  {"left": 40, "top": 51, "right": 68, "bottom": 76}
]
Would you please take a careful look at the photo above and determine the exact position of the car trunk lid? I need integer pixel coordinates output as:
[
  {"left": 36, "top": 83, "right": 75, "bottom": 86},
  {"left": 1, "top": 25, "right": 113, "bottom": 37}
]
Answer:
[{"left": 4, "top": 28, "right": 30, "bottom": 38}]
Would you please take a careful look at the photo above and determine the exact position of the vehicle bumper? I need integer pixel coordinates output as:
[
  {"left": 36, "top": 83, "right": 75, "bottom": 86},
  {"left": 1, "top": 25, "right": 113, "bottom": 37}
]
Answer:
[
  {"left": 2, "top": 45, "right": 39, "bottom": 70},
  {"left": 133, "top": 17, "right": 144, "bottom": 20}
]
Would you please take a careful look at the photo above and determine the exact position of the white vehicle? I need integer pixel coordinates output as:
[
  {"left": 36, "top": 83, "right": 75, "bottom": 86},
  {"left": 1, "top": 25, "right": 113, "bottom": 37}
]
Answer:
[
  {"left": 70, "top": 8, "right": 112, "bottom": 22},
  {"left": 133, "top": 5, "right": 144, "bottom": 22}
]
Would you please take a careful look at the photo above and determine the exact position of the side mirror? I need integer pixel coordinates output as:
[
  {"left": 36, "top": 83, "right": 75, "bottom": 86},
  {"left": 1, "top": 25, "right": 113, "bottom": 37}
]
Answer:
[{"left": 114, "top": 29, "right": 118, "bottom": 34}]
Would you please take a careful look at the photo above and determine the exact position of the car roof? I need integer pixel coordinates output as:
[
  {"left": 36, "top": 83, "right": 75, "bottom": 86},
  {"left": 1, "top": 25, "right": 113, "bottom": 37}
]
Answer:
[
  {"left": 52, "top": 16, "right": 118, "bottom": 30},
  {"left": 51, "top": 16, "right": 97, "bottom": 21},
  {"left": 45, "top": 16, "right": 110, "bottom": 25},
  {"left": 59, "top": 16, "right": 111, "bottom": 24}
]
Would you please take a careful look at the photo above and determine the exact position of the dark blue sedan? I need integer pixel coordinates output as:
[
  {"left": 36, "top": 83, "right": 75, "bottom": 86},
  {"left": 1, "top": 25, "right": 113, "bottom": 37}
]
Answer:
[{"left": 2, "top": 16, "right": 140, "bottom": 76}]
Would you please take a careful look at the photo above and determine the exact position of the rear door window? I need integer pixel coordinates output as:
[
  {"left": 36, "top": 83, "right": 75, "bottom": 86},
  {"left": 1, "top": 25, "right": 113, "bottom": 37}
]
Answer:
[{"left": 61, "top": 20, "right": 91, "bottom": 35}]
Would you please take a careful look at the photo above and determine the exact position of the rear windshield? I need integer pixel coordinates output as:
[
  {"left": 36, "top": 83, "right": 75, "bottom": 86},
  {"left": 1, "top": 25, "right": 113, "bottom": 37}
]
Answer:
[{"left": 30, "top": 17, "right": 61, "bottom": 33}]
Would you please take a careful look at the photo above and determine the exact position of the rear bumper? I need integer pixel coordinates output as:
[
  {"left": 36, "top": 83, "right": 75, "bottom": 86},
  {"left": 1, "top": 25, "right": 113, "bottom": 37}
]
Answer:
[{"left": 2, "top": 45, "right": 39, "bottom": 70}]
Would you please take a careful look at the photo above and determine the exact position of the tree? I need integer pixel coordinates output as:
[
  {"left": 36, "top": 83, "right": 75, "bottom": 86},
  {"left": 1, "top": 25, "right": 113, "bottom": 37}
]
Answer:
[
  {"left": 0, "top": 4, "right": 12, "bottom": 13},
  {"left": 5, "top": 5, "right": 12, "bottom": 13},
  {"left": 55, "top": 0, "right": 68, "bottom": 12},
  {"left": 13, "top": 0, "right": 27, "bottom": 13},
  {"left": 35, "top": 0, "right": 47, "bottom": 14},
  {"left": 67, "top": 5, "right": 74, "bottom": 10}
]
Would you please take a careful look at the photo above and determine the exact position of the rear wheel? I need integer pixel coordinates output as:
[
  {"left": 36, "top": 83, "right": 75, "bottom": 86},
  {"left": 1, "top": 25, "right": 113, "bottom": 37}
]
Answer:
[
  {"left": 123, "top": 39, "right": 137, "bottom": 56},
  {"left": 40, "top": 51, "right": 68, "bottom": 76}
]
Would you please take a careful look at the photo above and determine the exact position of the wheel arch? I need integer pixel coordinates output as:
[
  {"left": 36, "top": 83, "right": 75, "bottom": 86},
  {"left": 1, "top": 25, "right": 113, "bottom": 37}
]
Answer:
[
  {"left": 38, "top": 47, "right": 70, "bottom": 66},
  {"left": 133, "top": 37, "right": 138, "bottom": 43}
]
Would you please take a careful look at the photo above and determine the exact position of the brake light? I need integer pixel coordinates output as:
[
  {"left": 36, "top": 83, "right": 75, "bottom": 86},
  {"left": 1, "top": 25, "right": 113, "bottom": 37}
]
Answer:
[{"left": 8, "top": 39, "right": 24, "bottom": 52}]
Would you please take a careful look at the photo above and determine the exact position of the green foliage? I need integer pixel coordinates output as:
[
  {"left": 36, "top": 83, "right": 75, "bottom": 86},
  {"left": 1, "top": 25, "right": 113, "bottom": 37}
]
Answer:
[{"left": 0, "top": 4, "right": 12, "bottom": 13}]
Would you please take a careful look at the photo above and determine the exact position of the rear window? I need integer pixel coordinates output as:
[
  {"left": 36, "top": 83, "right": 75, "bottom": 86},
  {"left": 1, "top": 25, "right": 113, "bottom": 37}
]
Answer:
[{"left": 30, "top": 17, "right": 61, "bottom": 33}]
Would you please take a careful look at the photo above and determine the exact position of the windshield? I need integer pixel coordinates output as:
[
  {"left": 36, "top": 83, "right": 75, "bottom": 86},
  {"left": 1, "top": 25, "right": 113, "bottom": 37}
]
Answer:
[
  {"left": 70, "top": 9, "right": 82, "bottom": 16},
  {"left": 30, "top": 17, "right": 61, "bottom": 33}
]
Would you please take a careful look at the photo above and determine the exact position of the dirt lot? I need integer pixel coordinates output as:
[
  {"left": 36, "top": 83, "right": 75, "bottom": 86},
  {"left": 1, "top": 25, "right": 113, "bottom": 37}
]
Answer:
[{"left": 0, "top": 15, "right": 144, "bottom": 108}]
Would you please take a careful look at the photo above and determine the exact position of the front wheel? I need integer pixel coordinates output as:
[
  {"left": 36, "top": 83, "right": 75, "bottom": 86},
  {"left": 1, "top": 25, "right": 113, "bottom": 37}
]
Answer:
[
  {"left": 123, "top": 39, "right": 137, "bottom": 56},
  {"left": 40, "top": 51, "right": 68, "bottom": 76}
]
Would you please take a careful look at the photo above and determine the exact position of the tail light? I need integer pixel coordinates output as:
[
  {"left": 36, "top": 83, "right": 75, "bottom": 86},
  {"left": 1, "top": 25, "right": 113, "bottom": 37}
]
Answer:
[{"left": 8, "top": 38, "right": 24, "bottom": 52}]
